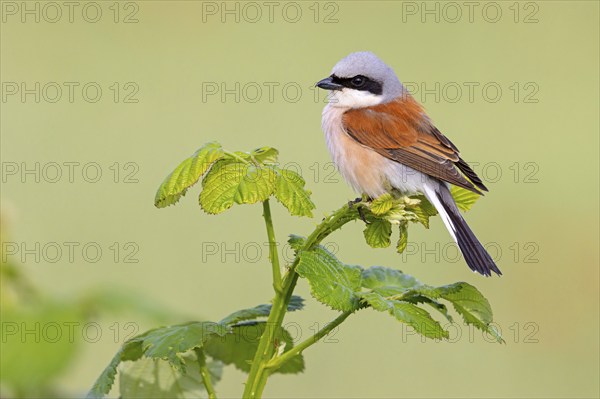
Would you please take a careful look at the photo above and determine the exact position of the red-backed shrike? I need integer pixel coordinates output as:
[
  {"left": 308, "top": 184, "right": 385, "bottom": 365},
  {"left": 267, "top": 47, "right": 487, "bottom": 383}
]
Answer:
[{"left": 316, "top": 51, "right": 501, "bottom": 277}]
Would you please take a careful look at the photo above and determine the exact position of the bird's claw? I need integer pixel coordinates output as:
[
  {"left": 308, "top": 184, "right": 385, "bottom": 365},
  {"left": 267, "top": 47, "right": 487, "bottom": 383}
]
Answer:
[
  {"left": 347, "top": 197, "right": 369, "bottom": 223},
  {"left": 360, "top": 209, "right": 369, "bottom": 224},
  {"left": 347, "top": 197, "right": 363, "bottom": 209}
]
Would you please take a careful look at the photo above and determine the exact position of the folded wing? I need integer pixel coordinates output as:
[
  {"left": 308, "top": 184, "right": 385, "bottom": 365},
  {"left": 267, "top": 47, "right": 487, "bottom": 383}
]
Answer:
[{"left": 341, "top": 96, "right": 487, "bottom": 194}]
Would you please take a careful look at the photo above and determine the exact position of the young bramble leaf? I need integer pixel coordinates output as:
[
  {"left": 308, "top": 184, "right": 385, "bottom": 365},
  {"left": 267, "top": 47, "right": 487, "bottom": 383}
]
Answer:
[
  {"left": 88, "top": 325, "right": 219, "bottom": 397},
  {"left": 205, "top": 322, "right": 304, "bottom": 374},
  {"left": 376, "top": 186, "right": 478, "bottom": 219},
  {"left": 155, "top": 143, "right": 315, "bottom": 217},
  {"left": 132, "top": 321, "right": 229, "bottom": 372},
  {"left": 296, "top": 246, "right": 362, "bottom": 312},
  {"left": 199, "top": 161, "right": 277, "bottom": 214},
  {"left": 271, "top": 167, "right": 315, "bottom": 217},
  {"left": 251, "top": 147, "right": 279, "bottom": 164},
  {"left": 288, "top": 234, "right": 306, "bottom": 252},
  {"left": 363, "top": 219, "right": 392, "bottom": 248},
  {"left": 86, "top": 350, "right": 123, "bottom": 399},
  {"left": 437, "top": 282, "right": 504, "bottom": 343},
  {"left": 87, "top": 336, "right": 146, "bottom": 398},
  {"left": 219, "top": 304, "right": 272, "bottom": 327},
  {"left": 361, "top": 266, "right": 421, "bottom": 296},
  {"left": 233, "top": 165, "right": 277, "bottom": 204},
  {"left": 361, "top": 270, "right": 501, "bottom": 338},
  {"left": 450, "top": 186, "right": 481, "bottom": 211},
  {"left": 287, "top": 295, "right": 306, "bottom": 311},
  {"left": 358, "top": 267, "right": 501, "bottom": 340},
  {"left": 403, "top": 295, "right": 454, "bottom": 323},
  {"left": 397, "top": 221, "right": 408, "bottom": 253},
  {"left": 119, "top": 353, "right": 223, "bottom": 399},
  {"left": 155, "top": 142, "right": 224, "bottom": 208},
  {"left": 360, "top": 292, "right": 449, "bottom": 340},
  {"left": 219, "top": 296, "right": 305, "bottom": 326},
  {"left": 414, "top": 195, "right": 438, "bottom": 216},
  {"left": 405, "top": 195, "right": 438, "bottom": 228},
  {"left": 369, "top": 193, "right": 394, "bottom": 215}
]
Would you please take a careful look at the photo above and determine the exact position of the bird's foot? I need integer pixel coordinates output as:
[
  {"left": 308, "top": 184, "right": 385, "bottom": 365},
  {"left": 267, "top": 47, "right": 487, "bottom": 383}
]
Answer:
[
  {"left": 347, "top": 197, "right": 362, "bottom": 209},
  {"left": 347, "top": 197, "right": 369, "bottom": 222},
  {"left": 357, "top": 206, "right": 368, "bottom": 224}
]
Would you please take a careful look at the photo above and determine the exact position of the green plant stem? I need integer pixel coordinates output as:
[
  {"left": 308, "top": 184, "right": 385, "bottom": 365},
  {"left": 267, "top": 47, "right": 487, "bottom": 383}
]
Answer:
[
  {"left": 266, "top": 310, "right": 353, "bottom": 372},
  {"left": 262, "top": 200, "right": 282, "bottom": 293},
  {"left": 195, "top": 348, "right": 217, "bottom": 399},
  {"left": 242, "top": 202, "right": 362, "bottom": 398}
]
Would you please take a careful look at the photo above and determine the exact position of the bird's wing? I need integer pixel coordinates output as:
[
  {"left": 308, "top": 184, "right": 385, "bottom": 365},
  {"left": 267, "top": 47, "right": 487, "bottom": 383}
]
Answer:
[{"left": 341, "top": 96, "right": 487, "bottom": 193}]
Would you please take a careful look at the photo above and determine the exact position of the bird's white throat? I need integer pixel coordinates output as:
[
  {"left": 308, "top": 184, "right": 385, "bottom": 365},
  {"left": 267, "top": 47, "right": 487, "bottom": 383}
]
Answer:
[{"left": 327, "top": 88, "right": 383, "bottom": 108}]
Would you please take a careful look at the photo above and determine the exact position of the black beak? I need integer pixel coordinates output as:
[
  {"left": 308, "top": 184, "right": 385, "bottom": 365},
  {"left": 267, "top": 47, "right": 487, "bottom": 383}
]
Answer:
[{"left": 316, "top": 76, "right": 343, "bottom": 91}]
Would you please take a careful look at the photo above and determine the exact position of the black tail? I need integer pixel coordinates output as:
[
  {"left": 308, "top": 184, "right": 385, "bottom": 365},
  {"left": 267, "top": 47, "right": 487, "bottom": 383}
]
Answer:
[
  {"left": 456, "top": 157, "right": 488, "bottom": 192},
  {"left": 437, "top": 185, "right": 501, "bottom": 277}
]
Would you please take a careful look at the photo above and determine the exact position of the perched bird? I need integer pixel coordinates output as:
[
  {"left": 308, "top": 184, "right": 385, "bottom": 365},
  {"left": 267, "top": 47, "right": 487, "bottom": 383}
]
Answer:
[{"left": 316, "top": 51, "right": 501, "bottom": 276}]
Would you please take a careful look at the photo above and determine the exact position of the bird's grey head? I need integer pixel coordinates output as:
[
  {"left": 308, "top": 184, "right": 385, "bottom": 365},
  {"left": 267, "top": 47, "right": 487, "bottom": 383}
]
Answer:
[{"left": 316, "top": 51, "right": 405, "bottom": 108}]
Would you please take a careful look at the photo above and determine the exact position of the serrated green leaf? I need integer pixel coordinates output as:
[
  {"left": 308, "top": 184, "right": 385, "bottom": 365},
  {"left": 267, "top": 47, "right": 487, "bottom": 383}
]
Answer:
[
  {"left": 407, "top": 207, "right": 431, "bottom": 228},
  {"left": 251, "top": 147, "right": 279, "bottom": 164},
  {"left": 370, "top": 193, "right": 394, "bottom": 215},
  {"left": 155, "top": 142, "right": 224, "bottom": 208},
  {"left": 288, "top": 235, "right": 306, "bottom": 251},
  {"left": 438, "top": 283, "right": 491, "bottom": 322},
  {"left": 404, "top": 295, "right": 454, "bottom": 323},
  {"left": 287, "top": 295, "right": 305, "bottom": 311},
  {"left": 219, "top": 296, "right": 305, "bottom": 326},
  {"left": 119, "top": 353, "right": 223, "bottom": 399},
  {"left": 415, "top": 195, "right": 439, "bottom": 216},
  {"left": 359, "top": 268, "right": 459, "bottom": 330},
  {"left": 296, "top": 247, "right": 362, "bottom": 311},
  {"left": 405, "top": 195, "right": 438, "bottom": 228},
  {"left": 219, "top": 304, "right": 272, "bottom": 327},
  {"left": 450, "top": 186, "right": 481, "bottom": 211},
  {"left": 86, "top": 350, "right": 122, "bottom": 399},
  {"left": 233, "top": 165, "right": 277, "bottom": 204},
  {"left": 361, "top": 292, "right": 448, "bottom": 339},
  {"left": 135, "top": 322, "right": 229, "bottom": 371},
  {"left": 121, "top": 340, "right": 144, "bottom": 361},
  {"left": 397, "top": 221, "right": 408, "bottom": 253},
  {"left": 272, "top": 167, "right": 315, "bottom": 217},
  {"left": 199, "top": 161, "right": 276, "bottom": 214},
  {"left": 88, "top": 322, "right": 228, "bottom": 398},
  {"left": 437, "top": 282, "right": 503, "bottom": 343},
  {"left": 363, "top": 219, "right": 392, "bottom": 248},
  {"left": 87, "top": 339, "right": 144, "bottom": 398},
  {"left": 361, "top": 266, "right": 421, "bottom": 296},
  {"left": 205, "top": 322, "right": 304, "bottom": 374}
]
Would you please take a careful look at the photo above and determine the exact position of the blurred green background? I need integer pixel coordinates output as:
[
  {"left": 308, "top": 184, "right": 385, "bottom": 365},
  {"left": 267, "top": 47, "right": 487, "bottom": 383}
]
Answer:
[{"left": 1, "top": 0, "right": 598, "bottom": 397}]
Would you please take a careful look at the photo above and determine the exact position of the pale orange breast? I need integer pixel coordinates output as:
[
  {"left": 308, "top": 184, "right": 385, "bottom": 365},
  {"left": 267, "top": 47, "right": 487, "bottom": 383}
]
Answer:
[{"left": 322, "top": 104, "right": 389, "bottom": 198}]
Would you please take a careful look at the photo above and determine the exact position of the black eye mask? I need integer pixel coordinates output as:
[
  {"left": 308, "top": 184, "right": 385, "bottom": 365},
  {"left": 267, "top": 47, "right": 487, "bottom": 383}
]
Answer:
[{"left": 330, "top": 74, "right": 383, "bottom": 95}]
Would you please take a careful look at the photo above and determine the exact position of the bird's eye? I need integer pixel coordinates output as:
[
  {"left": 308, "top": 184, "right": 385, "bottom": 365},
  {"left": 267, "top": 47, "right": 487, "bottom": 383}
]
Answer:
[{"left": 351, "top": 76, "right": 366, "bottom": 87}]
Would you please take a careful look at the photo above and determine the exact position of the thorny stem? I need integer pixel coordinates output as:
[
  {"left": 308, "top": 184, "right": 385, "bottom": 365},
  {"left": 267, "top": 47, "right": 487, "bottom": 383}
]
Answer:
[
  {"left": 265, "top": 310, "right": 353, "bottom": 372},
  {"left": 242, "top": 201, "right": 363, "bottom": 398},
  {"left": 195, "top": 348, "right": 217, "bottom": 399}
]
